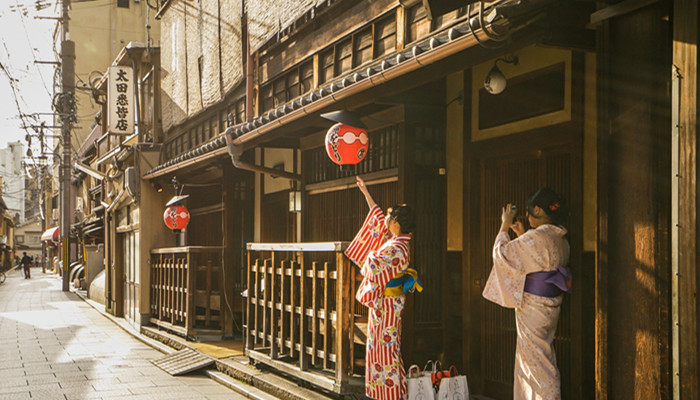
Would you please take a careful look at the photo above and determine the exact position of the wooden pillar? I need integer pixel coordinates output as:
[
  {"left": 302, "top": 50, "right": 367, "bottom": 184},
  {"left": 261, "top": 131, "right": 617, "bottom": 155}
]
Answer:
[
  {"left": 673, "top": 0, "right": 699, "bottom": 398},
  {"left": 597, "top": 2, "right": 672, "bottom": 399}
]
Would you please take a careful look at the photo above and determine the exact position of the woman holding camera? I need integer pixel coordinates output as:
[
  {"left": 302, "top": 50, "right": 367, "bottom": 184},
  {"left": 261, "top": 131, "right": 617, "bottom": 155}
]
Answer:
[{"left": 483, "top": 188, "right": 571, "bottom": 400}]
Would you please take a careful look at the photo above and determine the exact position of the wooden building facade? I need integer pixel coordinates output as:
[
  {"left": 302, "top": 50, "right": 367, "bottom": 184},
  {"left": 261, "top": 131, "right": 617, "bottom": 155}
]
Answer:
[{"left": 124, "top": 0, "right": 700, "bottom": 398}]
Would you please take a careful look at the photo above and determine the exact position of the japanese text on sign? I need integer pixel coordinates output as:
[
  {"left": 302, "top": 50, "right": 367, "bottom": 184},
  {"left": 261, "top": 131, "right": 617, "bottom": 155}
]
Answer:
[{"left": 108, "top": 66, "right": 134, "bottom": 135}]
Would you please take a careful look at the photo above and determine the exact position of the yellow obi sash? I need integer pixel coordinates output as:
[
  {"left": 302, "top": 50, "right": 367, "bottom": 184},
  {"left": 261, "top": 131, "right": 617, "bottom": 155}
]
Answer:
[{"left": 384, "top": 268, "right": 423, "bottom": 297}]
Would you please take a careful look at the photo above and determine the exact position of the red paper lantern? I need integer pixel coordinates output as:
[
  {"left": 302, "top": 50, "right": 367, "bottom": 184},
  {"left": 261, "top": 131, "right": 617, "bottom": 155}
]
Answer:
[
  {"left": 325, "top": 122, "right": 369, "bottom": 165},
  {"left": 163, "top": 205, "right": 190, "bottom": 231}
]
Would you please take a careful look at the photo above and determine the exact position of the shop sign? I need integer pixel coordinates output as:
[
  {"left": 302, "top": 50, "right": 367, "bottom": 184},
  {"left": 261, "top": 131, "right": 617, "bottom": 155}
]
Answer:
[{"left": 107, "top": 66, "right": 134, "bottom": 135}]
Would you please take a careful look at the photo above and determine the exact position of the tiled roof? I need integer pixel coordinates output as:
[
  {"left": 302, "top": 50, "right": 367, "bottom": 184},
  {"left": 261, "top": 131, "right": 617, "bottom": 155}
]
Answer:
[{"left": 144, "top": 12, "right": 511, "bottom": 178}]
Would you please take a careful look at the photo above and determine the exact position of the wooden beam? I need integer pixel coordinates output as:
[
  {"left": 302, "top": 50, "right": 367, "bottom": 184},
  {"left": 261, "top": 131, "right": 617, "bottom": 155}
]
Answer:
[
  {"left": 590, "top": 0, "right": 661, "bottom": 25},
  {"left": 673, "top": 0, "right": 699, "bottom": 398}
]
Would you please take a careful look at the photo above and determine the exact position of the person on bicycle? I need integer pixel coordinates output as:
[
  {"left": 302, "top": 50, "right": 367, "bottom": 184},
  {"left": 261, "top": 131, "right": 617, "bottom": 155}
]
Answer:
[{"left": 20, "top": 252, "right": 32, "bottom": 279}]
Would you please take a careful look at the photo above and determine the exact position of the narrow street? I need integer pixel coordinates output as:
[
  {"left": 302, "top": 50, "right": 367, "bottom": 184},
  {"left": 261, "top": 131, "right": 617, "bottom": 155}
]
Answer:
[{"left": 0, "top": 268, "right": 248, "bottom": 400}]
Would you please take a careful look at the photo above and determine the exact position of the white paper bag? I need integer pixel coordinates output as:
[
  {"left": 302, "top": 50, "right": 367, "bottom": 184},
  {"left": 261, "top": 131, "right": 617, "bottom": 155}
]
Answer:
[
  {"left": 406, "top": 365, "right": 436, "bottom": 400},
  {"left": 437, "top": 374, "right": 469, "bottom": 400}
]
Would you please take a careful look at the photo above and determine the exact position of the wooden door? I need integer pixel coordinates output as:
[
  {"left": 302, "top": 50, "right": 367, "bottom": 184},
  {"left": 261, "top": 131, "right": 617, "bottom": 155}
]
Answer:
[{"left": 469, "top": 147, "right": 577, "bottom": 399}]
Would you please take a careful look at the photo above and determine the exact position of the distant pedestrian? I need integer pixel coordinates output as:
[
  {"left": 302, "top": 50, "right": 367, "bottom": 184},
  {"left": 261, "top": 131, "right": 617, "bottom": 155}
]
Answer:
[{"left": 20, "top": 252, "right": 32, "bottom": 279}]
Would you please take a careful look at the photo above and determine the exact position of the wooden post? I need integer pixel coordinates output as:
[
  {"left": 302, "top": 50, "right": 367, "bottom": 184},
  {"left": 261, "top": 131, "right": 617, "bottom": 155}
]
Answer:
[
  {"left": 323, "top": 261, "right": 330, "bottom": 370},
  {"left": 289, "top": 260, "right": 298, "bottom": 358},
  {"left": 270, "top": 252, "right": 279, "bottom": 358},
  {"left": 262, "top": 258, "right": 270, "bottom": 349},
  {"left": 299, "top": 253, "right": 308, "bottom": 370},
  {"left": 311, "top": 261, "right": 318, "bottom": 367},
  {"left": 187, "top": 251, "right": 195, "bottom": 336},
  {"left": 335, "top": 252, "right": 351, "bottom": 387},
  {"left": 673, "top": 1, "right": 699, "bottom": 397}
]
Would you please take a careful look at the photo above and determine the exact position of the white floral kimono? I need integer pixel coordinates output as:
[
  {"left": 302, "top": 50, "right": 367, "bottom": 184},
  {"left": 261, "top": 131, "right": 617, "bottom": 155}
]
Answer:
[
  {"left": 346, "top": 204, "right": 411, "bottom": 400},
  {"left": 482, "top": 224, "right": 570, "bottom": 400}
]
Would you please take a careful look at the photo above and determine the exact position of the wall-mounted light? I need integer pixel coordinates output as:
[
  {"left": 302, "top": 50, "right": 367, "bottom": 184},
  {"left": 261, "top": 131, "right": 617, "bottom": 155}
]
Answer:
[
  {"left": 152, "top": 182, "right": 163, "bottom": 192},
  {"left": 484, "top": 55, "right": 519, "bottom": 95},
  {"left": 289, "top": 190, "right": 302, "bottom": 213}
]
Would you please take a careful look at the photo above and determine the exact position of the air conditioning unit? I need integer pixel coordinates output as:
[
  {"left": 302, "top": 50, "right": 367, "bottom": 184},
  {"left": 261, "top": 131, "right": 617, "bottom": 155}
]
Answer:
[{"left": 124, "top": 167, "right": 140, "bottom": 198}]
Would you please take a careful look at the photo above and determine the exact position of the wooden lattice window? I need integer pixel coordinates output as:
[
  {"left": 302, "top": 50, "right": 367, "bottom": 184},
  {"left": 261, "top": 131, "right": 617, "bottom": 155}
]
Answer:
[
  {"left": 320, "top": 49, "right": 334, "bottom": 85},
  {"left": 300, "top": 61, "right": 313, "bottom": 93},
  {"left": 261, "top": 84, "right": 274, "bottom": 113},
  {"left": 374, "top": 14, "right": 396, "bottom": 57},
  {"left": 335, "top": 38, "right": 352, "bottom": 76},
  {"left": 353, "top": 27, "right": 373, "bottom": 68},
  {"left": 407, "top": 5, "right": 430, "bottom": 44},
  {"left": 236, "top": 99, "right": 246, "bottom": 125},
  {"left": 273, "top": 77, "right": 286, "bottom": 108}
]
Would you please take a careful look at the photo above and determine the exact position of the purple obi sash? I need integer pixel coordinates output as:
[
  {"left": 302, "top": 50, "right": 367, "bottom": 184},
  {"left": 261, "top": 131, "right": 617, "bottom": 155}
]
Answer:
[{"left": 524, "top": 266, "right": 572, "bottom": 298}]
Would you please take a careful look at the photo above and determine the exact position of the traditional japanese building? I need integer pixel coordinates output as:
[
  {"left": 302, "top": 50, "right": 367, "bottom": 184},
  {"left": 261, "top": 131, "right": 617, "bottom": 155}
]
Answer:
[{"left": 79, "top": 0, "right": 700, "bottom": 398}]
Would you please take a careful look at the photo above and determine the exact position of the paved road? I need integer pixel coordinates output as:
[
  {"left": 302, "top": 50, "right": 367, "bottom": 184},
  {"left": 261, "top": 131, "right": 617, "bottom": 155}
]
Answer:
[{"left": 0, "top": 268, "right": 247, "bottom": 400}]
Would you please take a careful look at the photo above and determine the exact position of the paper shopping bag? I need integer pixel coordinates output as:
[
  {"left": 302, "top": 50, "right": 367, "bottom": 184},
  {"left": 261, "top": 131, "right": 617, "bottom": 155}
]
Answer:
[
  {"left": 437, "top": 366, "right": 469, "bottom": 400},
  {"left": 406, "top": 365, "right": 436, "bottom": 400}
]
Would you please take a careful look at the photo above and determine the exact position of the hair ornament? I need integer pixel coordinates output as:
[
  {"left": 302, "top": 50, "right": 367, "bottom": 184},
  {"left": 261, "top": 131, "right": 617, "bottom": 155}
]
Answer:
[{"left": 549, "top": 202, "right": 561, "bottom": 211}]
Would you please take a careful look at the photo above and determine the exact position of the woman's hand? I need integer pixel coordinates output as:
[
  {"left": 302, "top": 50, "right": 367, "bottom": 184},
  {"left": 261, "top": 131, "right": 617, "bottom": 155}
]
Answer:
[
  {"left": 356, "top": 176, "right": 367, "bottom": 192},
  {"left": 499, "top": 203, "right": 517, "bottom": 234},
  {"left": 357, "top": 176, "right": 376, "bottom": 208},
  {"left": 501, "top": 203, "right": 517, "bottom": 224}
]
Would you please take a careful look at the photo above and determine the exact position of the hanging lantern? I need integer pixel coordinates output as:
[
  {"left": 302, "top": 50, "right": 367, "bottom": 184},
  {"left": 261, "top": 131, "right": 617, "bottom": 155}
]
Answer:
[
  {"left": 325, "top": 122, "right": 369, "bottom": 165},
  {"left": 163, "top": 205, "right": 190, "bottom": 231}
]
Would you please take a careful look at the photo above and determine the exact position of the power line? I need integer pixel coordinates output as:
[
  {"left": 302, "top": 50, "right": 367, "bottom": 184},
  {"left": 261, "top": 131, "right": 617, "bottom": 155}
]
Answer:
[{"left": 14, "top": 0, "right": 54, "bottom": 98}]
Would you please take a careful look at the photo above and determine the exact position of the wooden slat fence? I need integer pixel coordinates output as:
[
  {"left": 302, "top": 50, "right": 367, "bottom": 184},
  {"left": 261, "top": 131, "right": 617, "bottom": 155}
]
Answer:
[
  {"left": 245, "top": 242, "right": 363, "bottom": 394},
  {"left": 150, "top": 246, "right": 224, "bottom": 338}
]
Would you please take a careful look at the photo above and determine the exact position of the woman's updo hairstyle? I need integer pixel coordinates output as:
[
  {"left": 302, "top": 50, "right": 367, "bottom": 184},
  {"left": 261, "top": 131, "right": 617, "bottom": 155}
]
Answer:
[
  {"left": 389, "top": 204, "right": 416, "bottom": 234},
  {"left": 526, "top": 188, "right": 567, "bottom": 226}
]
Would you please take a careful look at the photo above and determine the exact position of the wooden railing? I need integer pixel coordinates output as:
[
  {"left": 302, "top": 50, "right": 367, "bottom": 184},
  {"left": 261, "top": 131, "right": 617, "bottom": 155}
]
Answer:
[
  {"left": 246, "top": 242, "right": 363, "bottom": 395},
  {"left": 150, "top": 246, "right": 224, "bottom": 338}
]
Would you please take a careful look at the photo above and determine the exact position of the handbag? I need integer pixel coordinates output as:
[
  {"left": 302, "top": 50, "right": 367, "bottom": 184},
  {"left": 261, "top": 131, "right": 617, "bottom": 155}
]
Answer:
[
  {"left": 406, "top": 364, "right": 436, "bottom": 400},
  {"left": 424, "top": 360, "right": 453, "bottom": 392},
  {"left": 437, "top": 366, "right": 469, "bottom": 400}
]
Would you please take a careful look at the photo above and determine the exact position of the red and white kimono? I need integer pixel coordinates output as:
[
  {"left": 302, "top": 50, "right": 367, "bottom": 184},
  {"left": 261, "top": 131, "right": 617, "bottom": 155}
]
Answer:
[{"left": 346, "top": 204, "right": 411, "bottom": 400}]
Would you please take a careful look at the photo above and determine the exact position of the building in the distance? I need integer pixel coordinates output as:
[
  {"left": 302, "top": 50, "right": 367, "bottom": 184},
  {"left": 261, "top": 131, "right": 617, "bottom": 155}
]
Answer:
[{"left": 0, "top": 141, "right": 25, "bottom": 224}]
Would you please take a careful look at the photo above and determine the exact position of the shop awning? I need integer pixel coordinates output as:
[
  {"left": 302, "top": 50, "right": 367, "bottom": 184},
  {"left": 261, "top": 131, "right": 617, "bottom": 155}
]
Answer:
[{"left": 41, "top": 227, "right": 59, "bottom": 243}]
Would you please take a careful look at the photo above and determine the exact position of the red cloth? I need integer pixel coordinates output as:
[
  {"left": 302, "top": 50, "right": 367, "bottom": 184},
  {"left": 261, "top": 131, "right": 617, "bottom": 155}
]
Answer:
[{"left": 345, "top": 205, "right": 411, "bottom": 400}]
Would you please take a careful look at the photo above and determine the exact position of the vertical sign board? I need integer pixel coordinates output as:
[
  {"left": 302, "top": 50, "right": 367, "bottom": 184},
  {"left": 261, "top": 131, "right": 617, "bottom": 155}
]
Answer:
[{"left": 108, "top": 66, "right": 134, "bottom": 135}]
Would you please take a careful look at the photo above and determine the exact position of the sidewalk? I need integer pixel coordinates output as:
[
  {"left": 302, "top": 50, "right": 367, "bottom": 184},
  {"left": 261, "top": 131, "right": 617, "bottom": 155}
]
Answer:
[{"left": 0, "top": 269, "right": 252, "bottom": 400}]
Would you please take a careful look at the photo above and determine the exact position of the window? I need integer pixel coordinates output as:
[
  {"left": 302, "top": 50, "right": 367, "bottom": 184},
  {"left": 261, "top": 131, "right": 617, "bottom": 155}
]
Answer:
[
  {"left": 353, "top": 28, "right": 373, "bottom": 68},
  {"left": 335, "top": 38, "right": 352, "bottom": 76},
  {"left": 374, "top": 15, "right": 397, "bottom": 57},
  {"left": 117, "top": 0, "right": 129, "bottom": 8},
  {"left": 407, "top": 5, "right": 430, "bottom": 43},
  {"left": 320, "top": 49, "right": 334, "bottom": 85},
  {"left": 300, "top": 61, "right": 313, "bottom": 93},
  {"left": 15, "top": 235, "right": 24, "bottom": 244},
  {"left": 235, "top": 99, "right": 246, "bottom": 125}
]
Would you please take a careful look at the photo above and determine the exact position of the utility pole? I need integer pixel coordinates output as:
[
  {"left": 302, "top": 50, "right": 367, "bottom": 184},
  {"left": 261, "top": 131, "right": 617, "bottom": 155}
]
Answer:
[{"left": 60, "top": 0, "right": 75, "bottom": 291}]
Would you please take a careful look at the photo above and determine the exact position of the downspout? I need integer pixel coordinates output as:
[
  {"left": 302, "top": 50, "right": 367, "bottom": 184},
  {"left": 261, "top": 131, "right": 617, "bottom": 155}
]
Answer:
[{"left": 225, "top": 128, "right": 301, "bottom": 181}]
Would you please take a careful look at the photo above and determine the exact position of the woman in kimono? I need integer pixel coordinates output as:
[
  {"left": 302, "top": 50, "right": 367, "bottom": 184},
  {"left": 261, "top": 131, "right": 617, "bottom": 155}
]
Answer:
[
  {"left": 345, "top": 176, "right": 415, "bottom": 400},
  {"left": 482, "top": 188, "right": 571, "bottom": 400}
]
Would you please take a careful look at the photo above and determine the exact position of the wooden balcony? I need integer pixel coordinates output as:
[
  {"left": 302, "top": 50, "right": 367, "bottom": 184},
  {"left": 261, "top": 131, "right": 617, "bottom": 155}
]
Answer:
[
  {"left": 150, "top": 246, "right": 225, "bottom": 338},
  {"left": 246, "top": 242, "right": 364, "bottom": 395}
]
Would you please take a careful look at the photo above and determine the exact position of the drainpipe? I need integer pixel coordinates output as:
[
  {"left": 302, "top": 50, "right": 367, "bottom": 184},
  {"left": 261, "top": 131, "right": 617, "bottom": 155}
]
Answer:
[
  {"left": 225, "top": 128, "right": 301, "bottom": 181},
  {"left": 245, "top": 0, "right": 254, "bottom": 122}
]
